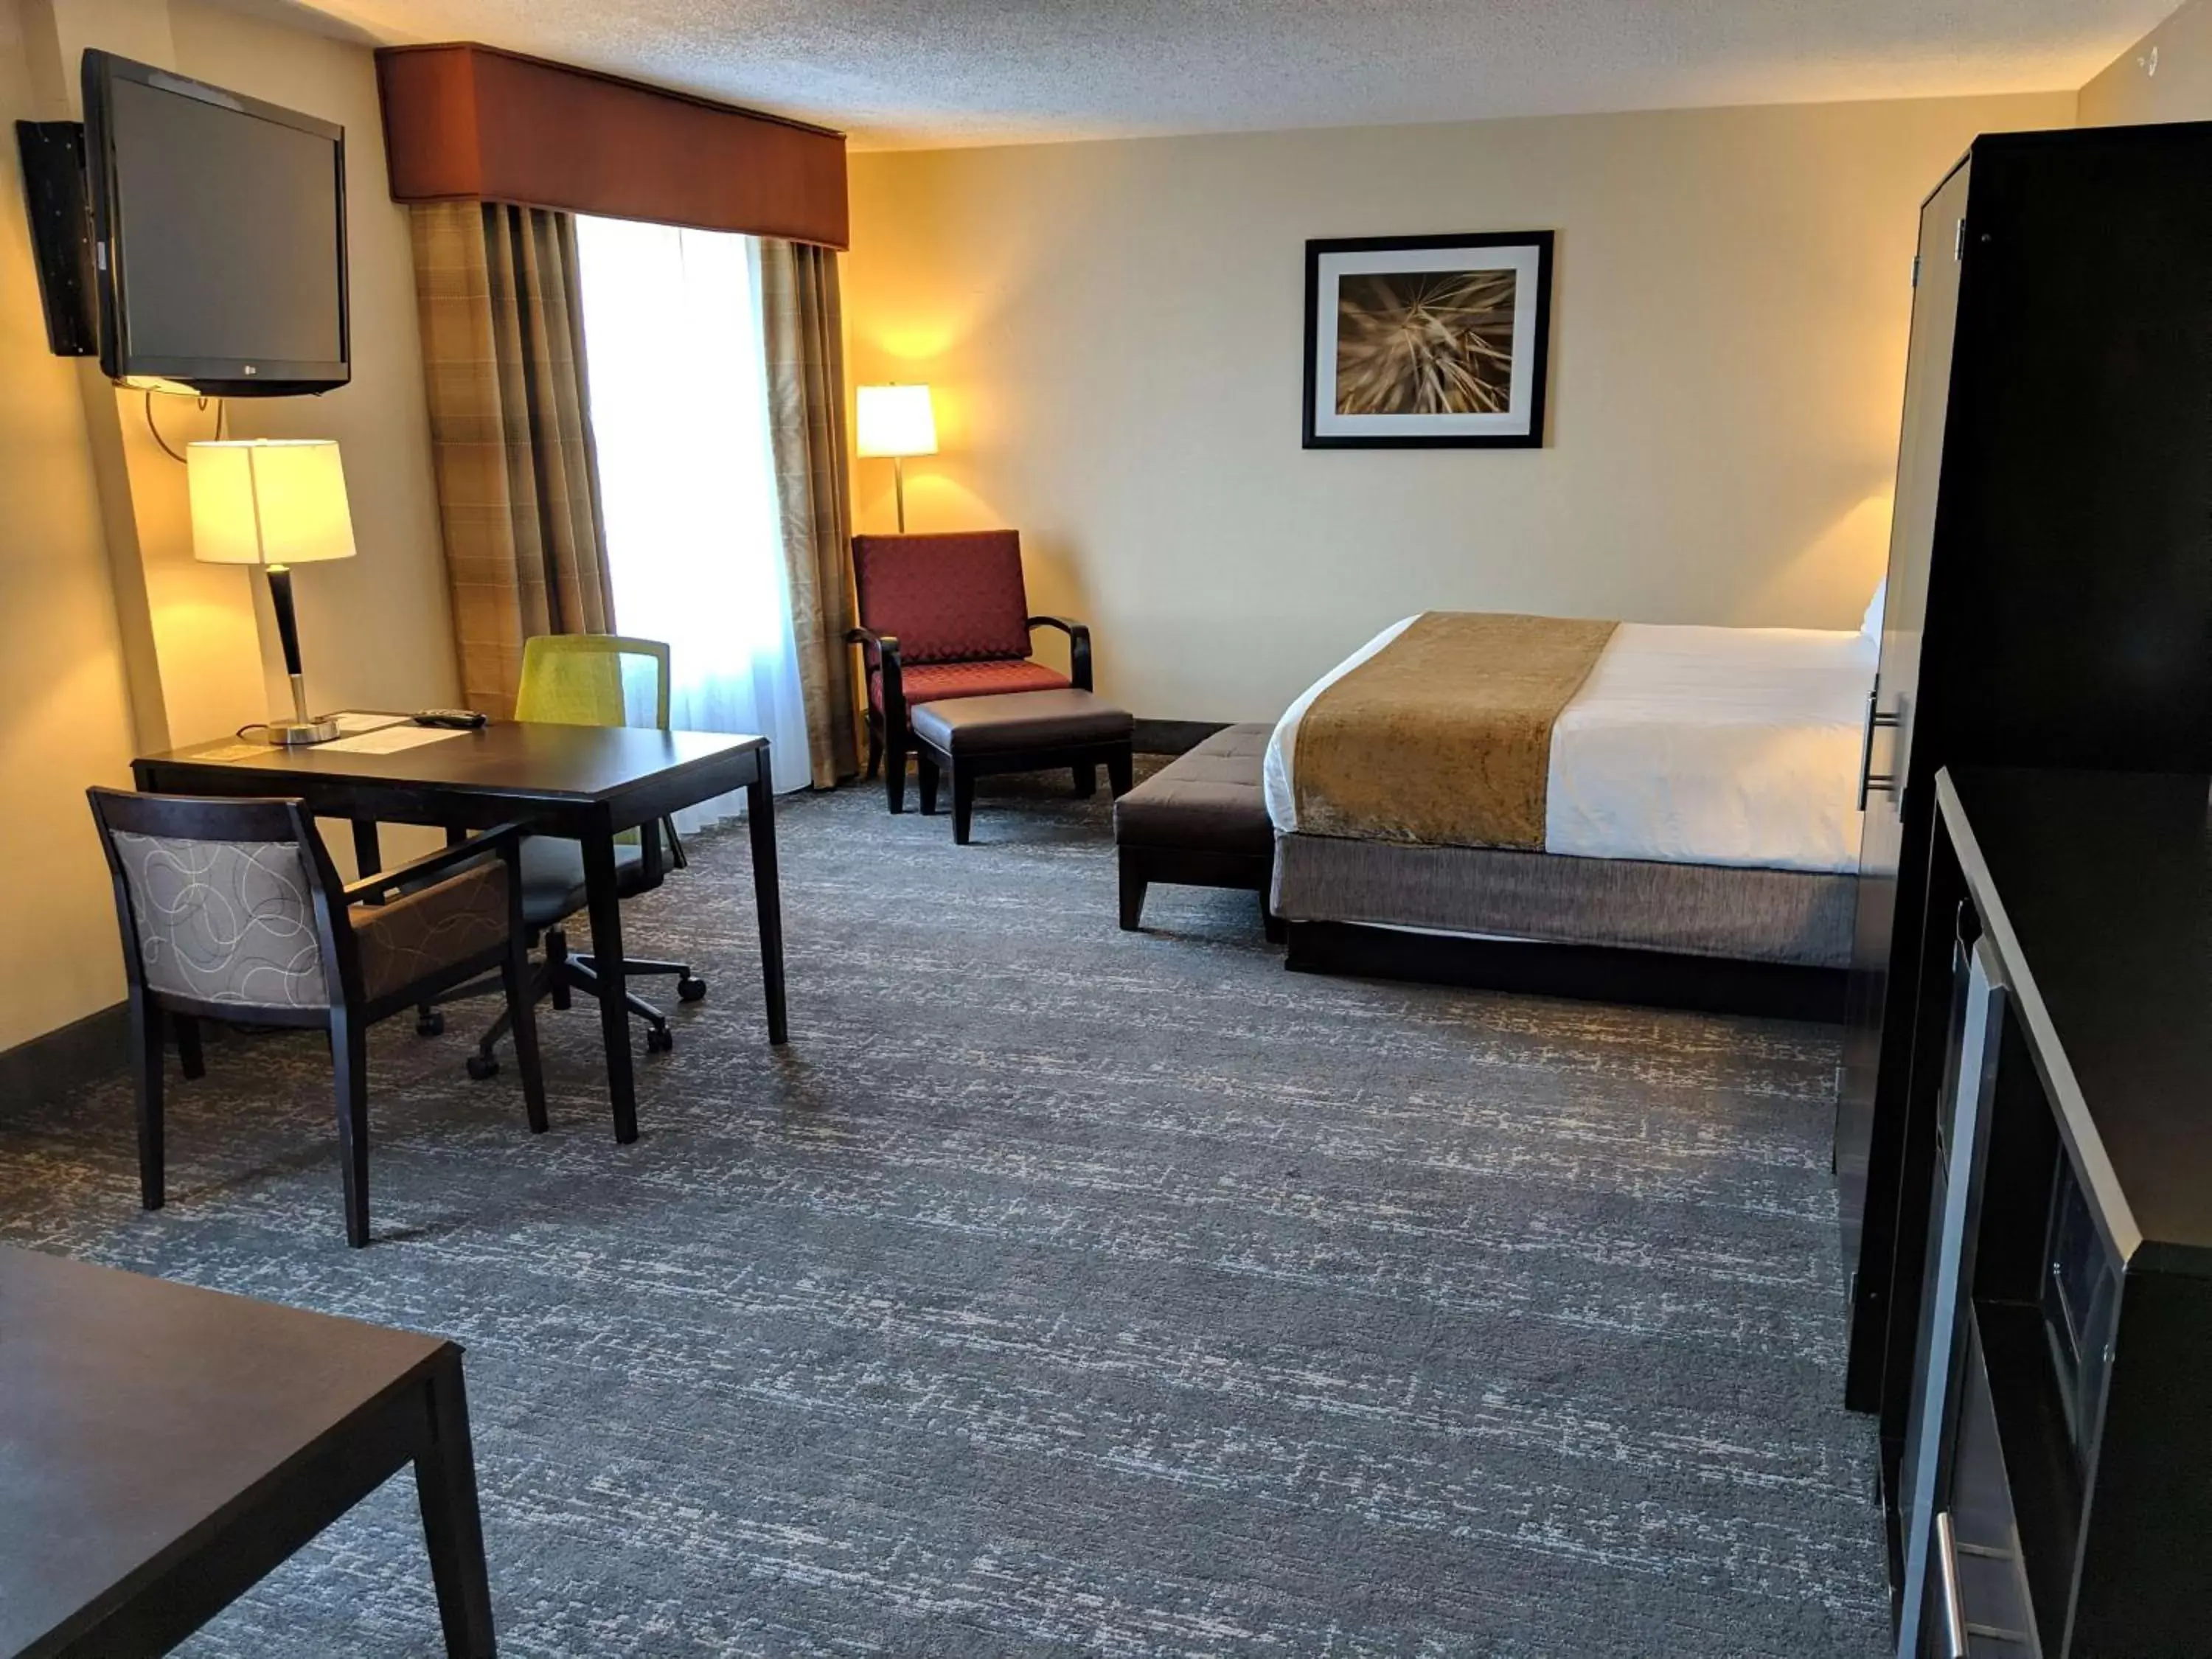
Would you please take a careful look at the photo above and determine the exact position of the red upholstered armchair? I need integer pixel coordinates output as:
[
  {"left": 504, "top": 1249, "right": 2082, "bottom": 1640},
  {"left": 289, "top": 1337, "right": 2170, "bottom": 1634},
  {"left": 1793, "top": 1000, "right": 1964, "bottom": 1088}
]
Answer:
[{"left": 846, "top": 530, "right": 1093, "bottom": 813}]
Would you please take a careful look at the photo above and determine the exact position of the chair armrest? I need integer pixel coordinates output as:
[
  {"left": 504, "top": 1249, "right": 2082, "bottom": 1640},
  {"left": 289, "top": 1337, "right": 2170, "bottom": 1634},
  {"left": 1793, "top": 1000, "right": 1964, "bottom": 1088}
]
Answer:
[
  {"left": 341, "top": 820, "right": 529, "bottom": 905},
  {"left": 849, "top": 626, "right": 907, "bottom": 721},
  {"left": 1027, "top": 615, "right": 1093, "bottom": 692}
]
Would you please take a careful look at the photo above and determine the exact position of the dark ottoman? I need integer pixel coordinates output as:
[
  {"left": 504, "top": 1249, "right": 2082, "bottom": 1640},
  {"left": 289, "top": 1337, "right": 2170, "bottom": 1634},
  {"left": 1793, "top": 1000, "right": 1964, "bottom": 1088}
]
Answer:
[
  {"left": 909, "top": 688, "right": 1135, "bottom": 844},
  {"left": 1112, "top": 723, "right": 1281, "bottom": 941}
]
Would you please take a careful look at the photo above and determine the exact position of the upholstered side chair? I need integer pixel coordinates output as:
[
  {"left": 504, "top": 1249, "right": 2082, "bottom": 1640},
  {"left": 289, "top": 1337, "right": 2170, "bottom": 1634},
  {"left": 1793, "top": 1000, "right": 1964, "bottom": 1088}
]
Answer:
[
  {"left": 88, "top": 788, "right": 544, "bottom": 1248},
  {"left": 846, "top": 530, "right": 1093, "bottom": 813}
]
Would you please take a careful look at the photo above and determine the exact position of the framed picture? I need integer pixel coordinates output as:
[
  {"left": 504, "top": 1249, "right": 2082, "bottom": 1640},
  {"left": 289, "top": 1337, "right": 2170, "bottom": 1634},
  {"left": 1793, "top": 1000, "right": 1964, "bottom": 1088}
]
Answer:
[{"left": 1303, "top": 231, "right": 1554, "bottom": 449}]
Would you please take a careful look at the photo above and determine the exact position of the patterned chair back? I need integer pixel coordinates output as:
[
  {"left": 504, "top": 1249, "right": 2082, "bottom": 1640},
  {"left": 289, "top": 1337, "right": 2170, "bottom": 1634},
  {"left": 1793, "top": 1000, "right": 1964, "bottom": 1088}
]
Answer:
[
  {"left": 850, "top": 532, "right": 1033, "bottom": 665},
  {"left": 88, "top": 791, "right": 338, "bottom": 1012}
]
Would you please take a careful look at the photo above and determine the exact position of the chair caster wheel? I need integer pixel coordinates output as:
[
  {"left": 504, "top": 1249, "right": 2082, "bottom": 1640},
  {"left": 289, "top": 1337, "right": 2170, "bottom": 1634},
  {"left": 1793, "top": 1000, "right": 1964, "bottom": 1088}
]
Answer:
[
  {"left": 646, "top": 1025, "right": 674, "bottom": 1054},
  {"left": 677, "top": 975, "right": 706, "bottom": 1003},
  {"left": 465, "top": 1053, "right": 499, "bottom": 1081},
  {"left": 415, "top": 1012, "right": 445, "bottom": 1037}
]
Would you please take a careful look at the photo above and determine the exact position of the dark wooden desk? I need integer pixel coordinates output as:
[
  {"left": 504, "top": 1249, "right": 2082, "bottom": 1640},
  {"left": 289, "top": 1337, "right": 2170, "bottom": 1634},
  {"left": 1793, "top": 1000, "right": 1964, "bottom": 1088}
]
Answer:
[
  {"left": 133, "top": 722, "right": 786, "bottom": 1142},
  {"left": 0, "top": 1247, "right": 494, "bottom": 1658}
]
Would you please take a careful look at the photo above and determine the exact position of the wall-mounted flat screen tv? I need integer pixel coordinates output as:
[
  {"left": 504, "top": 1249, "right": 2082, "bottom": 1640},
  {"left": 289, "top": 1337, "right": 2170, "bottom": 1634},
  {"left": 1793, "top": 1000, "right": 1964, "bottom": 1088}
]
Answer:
[{"left": 82, "top": 49, "right": 349, "bottom": 396}]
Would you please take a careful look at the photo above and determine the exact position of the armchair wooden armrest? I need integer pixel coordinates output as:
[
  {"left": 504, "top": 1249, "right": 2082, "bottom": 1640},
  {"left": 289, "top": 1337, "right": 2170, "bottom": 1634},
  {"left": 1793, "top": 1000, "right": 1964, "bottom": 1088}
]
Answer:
[
  {"left": 341, "top": 820, "right": 529, "bottom": 905},
  {"left": 847, "top": 625, "right": 906, "bottom": 717},
  {"left": 1027, "top": 615, "right": 1093, "bottom": 691}
]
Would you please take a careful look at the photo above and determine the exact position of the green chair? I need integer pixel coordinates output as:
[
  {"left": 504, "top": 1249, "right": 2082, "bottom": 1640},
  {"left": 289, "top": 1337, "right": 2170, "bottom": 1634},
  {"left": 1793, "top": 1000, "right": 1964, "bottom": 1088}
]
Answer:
[{"left": 425, "top": 634, "right": 705, "bottom": 1084}]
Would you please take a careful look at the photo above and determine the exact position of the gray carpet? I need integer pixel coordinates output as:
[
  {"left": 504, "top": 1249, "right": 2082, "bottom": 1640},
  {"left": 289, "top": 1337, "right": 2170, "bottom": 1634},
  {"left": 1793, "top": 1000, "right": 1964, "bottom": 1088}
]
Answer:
[{"left": 0, "top": 767, "right": 1889, "bottom": 1656}]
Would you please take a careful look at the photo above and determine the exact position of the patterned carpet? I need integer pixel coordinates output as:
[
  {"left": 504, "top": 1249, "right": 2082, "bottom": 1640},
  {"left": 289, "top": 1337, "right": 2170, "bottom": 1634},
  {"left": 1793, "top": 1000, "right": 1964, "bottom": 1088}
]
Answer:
[{"left": 0, "top": 768, "right": 1890, "bottom": 1657}]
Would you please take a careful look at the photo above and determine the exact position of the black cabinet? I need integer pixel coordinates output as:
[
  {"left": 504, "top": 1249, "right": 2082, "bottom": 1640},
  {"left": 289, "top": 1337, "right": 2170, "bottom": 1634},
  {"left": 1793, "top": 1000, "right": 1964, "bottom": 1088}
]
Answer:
[
  {"left": 1874, "top": 769, "right": 2212, "bottom": 1655},
  {"left": 1837, "top": 122, "right": 2212, "bottom": 1424}
]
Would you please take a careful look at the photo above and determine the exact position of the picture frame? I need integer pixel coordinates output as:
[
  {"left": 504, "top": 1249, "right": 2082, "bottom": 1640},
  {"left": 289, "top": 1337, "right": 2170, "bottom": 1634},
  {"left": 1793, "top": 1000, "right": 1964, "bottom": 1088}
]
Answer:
[{"left": 1302, "top": 230, "right": 1554, "bottom": 450}]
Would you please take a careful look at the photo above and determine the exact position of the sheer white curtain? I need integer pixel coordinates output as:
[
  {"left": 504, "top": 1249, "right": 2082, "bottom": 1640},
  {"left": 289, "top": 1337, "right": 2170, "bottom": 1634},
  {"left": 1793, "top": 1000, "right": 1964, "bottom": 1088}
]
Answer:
[{"left": 573, "top": 215, "right": 811, "bottom": 831}]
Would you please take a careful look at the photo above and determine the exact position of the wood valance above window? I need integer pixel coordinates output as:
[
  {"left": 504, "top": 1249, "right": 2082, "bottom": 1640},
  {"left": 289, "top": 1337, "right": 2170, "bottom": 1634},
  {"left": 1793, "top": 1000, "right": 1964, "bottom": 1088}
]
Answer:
[{"left": 375, "top": 44, "right": 849, "bottom": 251}]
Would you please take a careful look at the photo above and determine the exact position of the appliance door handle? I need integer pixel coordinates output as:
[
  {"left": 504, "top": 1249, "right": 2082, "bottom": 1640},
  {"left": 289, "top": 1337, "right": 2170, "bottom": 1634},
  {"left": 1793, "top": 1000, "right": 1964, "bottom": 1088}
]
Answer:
[
  {"left": 1934, "top": 1510, "right": 1969, "bottom": 1659},
  {"left": 1860, "top": 687, "right": 1902, "bottom": 811}
]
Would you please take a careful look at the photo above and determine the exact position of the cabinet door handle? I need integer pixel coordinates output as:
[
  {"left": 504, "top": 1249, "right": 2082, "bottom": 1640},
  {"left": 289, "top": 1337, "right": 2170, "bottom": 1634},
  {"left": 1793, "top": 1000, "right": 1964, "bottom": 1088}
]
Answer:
[
  {"left": 1935, "top": 1510, "right": 1969, "bottom": 1659},
  {"left": 1859, "top": 688, "right": 1902, "bottom": 810}
]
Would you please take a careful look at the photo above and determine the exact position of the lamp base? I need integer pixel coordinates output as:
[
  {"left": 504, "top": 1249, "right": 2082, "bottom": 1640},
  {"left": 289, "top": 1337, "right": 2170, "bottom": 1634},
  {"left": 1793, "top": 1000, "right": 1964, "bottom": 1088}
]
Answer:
[{"left": 265, "top": 717, "right": 340, "bottom": 746}]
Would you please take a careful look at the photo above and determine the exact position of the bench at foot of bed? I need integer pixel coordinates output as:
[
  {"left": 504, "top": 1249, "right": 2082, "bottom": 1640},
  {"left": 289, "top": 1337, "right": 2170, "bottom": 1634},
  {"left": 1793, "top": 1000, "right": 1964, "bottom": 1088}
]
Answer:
[{"left": 1113, "top": 724, "right": 1282, "bottom": 942}]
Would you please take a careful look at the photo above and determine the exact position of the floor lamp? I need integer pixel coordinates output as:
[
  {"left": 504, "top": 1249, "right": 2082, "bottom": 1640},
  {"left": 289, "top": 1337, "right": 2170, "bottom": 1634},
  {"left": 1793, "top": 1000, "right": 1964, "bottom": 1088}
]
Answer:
[{"left": 855, "top": 383, "right": 936, "bottom": 533}]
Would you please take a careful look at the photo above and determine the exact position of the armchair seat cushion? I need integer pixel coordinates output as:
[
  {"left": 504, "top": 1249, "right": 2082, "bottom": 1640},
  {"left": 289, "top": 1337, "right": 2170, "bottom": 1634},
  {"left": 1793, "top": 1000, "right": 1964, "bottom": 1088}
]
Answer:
[
  {"left": 872, "top": 658, "right": 1070, "bottom": 715},
  {"left": 354, "top": 860, "right": 511, "bottom": 1001}
]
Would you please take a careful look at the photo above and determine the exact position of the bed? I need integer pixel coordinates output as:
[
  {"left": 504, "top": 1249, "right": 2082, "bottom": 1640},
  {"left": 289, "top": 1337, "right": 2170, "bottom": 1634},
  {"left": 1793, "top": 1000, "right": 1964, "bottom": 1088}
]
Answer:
[{"left": 1262, "top": 603, "right": 1879, "bottom": 1009}]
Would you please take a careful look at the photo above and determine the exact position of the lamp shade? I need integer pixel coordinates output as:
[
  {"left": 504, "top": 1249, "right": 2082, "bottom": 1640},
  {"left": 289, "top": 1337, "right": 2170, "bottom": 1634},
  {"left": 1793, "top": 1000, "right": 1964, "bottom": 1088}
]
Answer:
[
  {"left": 855, "top": 384, "right": 937, "bottom": 459},
  {"left": 187, "top": 440, "right": 357, "bottom": 567}
]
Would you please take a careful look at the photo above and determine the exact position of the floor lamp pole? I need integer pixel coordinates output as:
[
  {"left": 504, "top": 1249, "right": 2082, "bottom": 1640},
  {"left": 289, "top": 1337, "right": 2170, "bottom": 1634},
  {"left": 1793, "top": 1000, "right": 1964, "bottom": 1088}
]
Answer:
[{"left": 894, "top": 456, "right": 908, "bottom": 533}]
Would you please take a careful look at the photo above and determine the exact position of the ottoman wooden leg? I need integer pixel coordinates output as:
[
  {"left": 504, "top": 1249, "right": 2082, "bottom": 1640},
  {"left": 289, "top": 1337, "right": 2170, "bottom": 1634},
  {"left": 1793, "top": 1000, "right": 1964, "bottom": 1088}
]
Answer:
[
  {"left": 918, "top": 751, "right": 940, "bottom": 815},
  {"left": 1106, "top": 744, "right": 1134, "bottom": 798},
  {"left": 953, "top": 764, "right": 977, "bottom": 846},
  {"left": 1074, "top": 762, "right": 1096, "bottom": 798},
  {"left": 1119, "top": 855, "right": 1147, "bottom": 931}
]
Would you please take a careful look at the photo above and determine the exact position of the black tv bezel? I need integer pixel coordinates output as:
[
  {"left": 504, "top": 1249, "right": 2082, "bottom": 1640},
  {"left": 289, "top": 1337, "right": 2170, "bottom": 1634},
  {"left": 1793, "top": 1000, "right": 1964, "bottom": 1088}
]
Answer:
[{"left": 82, "top": 49, "right": 349, "bottom": 397}]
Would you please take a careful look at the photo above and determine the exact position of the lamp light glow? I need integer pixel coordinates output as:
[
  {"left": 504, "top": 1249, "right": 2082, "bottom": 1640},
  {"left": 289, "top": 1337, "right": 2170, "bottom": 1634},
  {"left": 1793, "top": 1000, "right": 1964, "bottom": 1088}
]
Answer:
[
  {"left": 855, "top": 384, "right": 936, "bottom": 532},
  {"left": 855, "top": 384, "right": 937, "bottom": 459}
]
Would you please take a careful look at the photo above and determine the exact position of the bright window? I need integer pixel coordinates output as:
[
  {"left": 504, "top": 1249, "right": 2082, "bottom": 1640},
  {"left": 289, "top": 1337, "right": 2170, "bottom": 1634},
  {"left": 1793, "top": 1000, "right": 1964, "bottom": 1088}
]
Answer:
[{"left": 574, "top": 216, "right": 809, "bottom": 827}]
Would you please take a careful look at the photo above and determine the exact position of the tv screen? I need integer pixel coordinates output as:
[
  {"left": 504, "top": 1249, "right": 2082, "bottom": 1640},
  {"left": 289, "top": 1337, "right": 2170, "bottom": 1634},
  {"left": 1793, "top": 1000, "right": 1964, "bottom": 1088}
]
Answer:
[{"left": 83, "top": 50, "right": 348, "bottom": 395}]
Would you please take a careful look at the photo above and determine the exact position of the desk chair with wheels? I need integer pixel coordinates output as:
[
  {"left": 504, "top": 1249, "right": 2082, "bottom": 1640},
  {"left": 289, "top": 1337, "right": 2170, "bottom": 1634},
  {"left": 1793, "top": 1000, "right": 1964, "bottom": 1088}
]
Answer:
[{"left": 422, "top": 635, "right": 705, "bottom": 1085}]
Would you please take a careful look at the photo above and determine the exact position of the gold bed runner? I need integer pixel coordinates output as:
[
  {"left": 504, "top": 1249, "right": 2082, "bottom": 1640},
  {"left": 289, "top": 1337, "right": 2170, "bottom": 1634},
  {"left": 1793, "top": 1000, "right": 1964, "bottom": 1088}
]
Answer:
[{"left": 1293, "top": 611, "right": 1621, "bottom": 849}]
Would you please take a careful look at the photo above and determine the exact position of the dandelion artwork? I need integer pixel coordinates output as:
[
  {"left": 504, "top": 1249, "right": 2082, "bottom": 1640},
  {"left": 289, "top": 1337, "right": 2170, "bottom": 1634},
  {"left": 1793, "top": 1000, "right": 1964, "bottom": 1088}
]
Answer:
[{"left": 1304, "top": 232, "right": 1554, "bottom": 449}]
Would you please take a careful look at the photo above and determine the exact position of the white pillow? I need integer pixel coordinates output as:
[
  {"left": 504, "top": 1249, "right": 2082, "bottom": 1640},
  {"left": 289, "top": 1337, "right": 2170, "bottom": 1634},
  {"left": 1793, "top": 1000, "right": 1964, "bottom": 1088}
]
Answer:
[{"left": 1860, "top": 577, "right": 1887, "bottom": 641}]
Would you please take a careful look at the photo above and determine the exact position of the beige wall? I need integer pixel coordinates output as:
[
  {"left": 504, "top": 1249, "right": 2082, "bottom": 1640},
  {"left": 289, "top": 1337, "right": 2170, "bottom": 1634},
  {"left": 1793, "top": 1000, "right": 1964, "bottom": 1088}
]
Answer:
[
  {"left": 0, "top": 0, "right": 451, "bottom": 1049},
  {"left": 0, "top": 0, "right": 139, "bottom": 1048},
  {"left": 846, "top": 92, "right": 2073, "bottom": 722},
  {"left": 2081, "top": 0, "right": 2212, "bottom": 124},
  {"left": 166, "top": 0, "right": 458, "bottom": 727}
]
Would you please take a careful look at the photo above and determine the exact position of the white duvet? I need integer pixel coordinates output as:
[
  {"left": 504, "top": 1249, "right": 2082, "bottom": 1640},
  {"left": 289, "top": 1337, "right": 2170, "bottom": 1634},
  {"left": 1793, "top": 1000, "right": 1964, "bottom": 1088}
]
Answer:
[{"left": 1263, "top": 619, "right": 1876, "bottom": 874}]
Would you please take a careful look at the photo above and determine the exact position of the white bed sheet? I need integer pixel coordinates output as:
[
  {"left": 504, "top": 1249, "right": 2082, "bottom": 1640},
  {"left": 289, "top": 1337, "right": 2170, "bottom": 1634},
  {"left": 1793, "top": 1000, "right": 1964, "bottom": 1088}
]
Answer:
[{"left": 1264, "top": 618, "right": 1874, "bottom": 874}]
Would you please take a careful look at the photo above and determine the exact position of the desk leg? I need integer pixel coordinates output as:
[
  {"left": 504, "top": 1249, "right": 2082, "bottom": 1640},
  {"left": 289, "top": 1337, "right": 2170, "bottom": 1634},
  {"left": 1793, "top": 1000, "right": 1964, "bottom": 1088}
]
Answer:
[
  {"left": 352, "top": 821, "right": 383, "bottom": 900},
  {"left": 747, "top": 757, "right": 788, "bottom": 1046},
  {"left": 580, "top": 830, "right": 639, "bottom": 1143},
  {"left": 414, "top": 1357, "right": 497, "bottom": 1658}
]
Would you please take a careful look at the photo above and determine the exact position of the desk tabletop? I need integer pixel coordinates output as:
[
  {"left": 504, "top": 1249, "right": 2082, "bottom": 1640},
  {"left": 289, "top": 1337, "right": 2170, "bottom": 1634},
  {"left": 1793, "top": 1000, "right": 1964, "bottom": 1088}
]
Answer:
[
  {"left": 0, "top": 1248, "right": 451, "bottom": 1657},
  {"left": 136, "top": 720, "right": 766, "bottom": 806},
  {"left": 1941, "top": 768, "right": 2212, "bottom": 1265}
]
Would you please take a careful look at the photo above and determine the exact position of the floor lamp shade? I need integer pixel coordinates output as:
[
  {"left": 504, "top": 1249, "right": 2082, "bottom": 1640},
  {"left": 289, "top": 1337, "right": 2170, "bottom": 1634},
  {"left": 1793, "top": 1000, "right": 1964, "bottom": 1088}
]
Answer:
[
  {"left": 187, "top": 439, "right": 357, "bottom": 743},
  {"left": 855, "top": 385, "right": 936, "bottom": 532}
]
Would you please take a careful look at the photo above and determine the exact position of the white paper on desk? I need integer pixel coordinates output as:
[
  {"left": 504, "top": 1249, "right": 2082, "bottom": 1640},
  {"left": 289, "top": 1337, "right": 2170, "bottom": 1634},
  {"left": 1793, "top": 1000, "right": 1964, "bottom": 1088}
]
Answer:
[
  {"left": 318, "top": 725, "right": 470, "bottom": 755},
  {"left": 327, "top": 710, "right": 410, "bottom": 737},
  {"left": 193, "top": 740, "right": 272, "bottom": 762}
]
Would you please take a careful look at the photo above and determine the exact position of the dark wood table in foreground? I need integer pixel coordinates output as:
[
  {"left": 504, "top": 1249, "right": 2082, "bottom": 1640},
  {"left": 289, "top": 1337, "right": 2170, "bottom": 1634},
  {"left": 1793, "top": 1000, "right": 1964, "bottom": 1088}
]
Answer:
[
  {"left": 0, "top": 1247, "right": 495, "bottom": 1658},
  {"left": 134, "top": 721, "right": 786, "bottom": 1142}
]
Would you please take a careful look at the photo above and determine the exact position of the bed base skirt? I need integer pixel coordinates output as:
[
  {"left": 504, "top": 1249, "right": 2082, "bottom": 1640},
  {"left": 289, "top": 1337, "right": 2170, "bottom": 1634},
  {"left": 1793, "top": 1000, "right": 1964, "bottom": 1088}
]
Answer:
[
  {"left": 1272, "top": 830, "right": 1853, "bottom": 1020},
  {"left": 1284, "top": 919, "right": 1846, "bottom": 1022}
]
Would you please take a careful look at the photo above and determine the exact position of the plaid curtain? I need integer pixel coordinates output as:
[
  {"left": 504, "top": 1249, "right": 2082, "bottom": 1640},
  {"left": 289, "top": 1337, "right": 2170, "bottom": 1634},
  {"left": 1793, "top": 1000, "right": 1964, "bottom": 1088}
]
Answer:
[
  {"left": 759, "top": 238, "right": 860, "bottom": 787},
  {"left": 409, "top": 202, "right": 616, "bottom": 717}
]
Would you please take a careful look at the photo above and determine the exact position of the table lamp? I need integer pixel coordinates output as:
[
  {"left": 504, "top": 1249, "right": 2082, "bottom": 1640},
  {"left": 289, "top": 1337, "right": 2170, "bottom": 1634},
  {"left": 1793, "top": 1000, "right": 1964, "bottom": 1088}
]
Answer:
[
  {"left": 187, "top": 439, "right": 357, "bottom": 745},
  {"left": 855, "top": 383, "right": 936, "bottom": 532}
]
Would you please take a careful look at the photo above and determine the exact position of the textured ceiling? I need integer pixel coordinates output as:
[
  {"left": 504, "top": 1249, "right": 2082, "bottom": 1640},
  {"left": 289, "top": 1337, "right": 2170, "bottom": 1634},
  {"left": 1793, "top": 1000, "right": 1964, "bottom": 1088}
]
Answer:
[{"left": 275, "top": 0, "right": 2164, "bottom": 148}]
